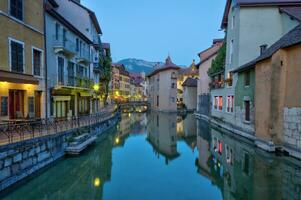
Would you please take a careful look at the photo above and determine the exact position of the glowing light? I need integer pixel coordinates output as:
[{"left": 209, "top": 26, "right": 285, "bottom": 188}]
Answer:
[
  {"left": 94, "top": 177, "right": 101, "bottom": 187},
  {"left": 0, "top": 81, "right": 8, "bottom": 88},
  {"left": 115, "top": 137, "right": 120, "bottom": 144},
  {"left": 93, "top": 84, "right": 100, "bottom": 91},
  {"left": 115, "top": 91, "right": 119, "bottom": 96}
]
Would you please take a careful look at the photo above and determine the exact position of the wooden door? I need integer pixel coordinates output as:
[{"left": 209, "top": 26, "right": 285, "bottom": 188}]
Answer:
[{"left": 34, "top": 91, "right": 42, "bottom": 118}]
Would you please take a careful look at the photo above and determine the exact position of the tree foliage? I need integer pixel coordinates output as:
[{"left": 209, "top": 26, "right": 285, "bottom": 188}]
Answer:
[
  {"left": 207, "top": 43, "right": 226, "bottom": 77},
  {"left": 99, "top": 48, "right": 112, "bottom": 104}
]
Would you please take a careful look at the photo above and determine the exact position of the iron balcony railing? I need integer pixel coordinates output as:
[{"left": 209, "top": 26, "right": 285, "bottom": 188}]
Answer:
[
  {"left": 0, "top": 106, "right": 119, "bottom": 146},
  {"left": 53, "top": 35, "right": 76, "bottom": 55}
]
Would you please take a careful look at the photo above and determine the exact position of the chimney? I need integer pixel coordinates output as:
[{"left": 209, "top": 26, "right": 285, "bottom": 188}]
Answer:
[{"left": 260, "top": 44, "right": 268, "bottom": 55}]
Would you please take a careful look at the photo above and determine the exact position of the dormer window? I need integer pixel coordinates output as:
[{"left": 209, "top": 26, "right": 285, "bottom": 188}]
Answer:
[{"left": 10, "top": 0, "right": 23, "bottom": 21}]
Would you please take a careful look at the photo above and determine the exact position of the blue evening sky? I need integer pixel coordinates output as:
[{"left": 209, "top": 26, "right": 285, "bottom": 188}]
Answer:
[{"left": 82, "top": 0, "right": 225, "bottom": 66}]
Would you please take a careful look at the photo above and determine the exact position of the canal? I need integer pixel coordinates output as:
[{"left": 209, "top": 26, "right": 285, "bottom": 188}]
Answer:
[{"left": 2, "top": 113, "right": 301, "bottom": 200}]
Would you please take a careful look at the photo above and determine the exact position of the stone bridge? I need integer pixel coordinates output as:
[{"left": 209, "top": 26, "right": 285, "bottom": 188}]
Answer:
[{"left": 118, "top": 101, "right": 150, "bottom": 113}]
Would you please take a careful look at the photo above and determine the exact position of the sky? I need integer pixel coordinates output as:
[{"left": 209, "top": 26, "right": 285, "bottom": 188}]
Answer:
[{"left": 82, "top": 0, "right": 226, "bottom": 66}]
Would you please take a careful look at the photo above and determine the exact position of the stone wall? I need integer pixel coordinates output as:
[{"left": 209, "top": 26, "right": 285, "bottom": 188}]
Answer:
[
  {"left": 0, "top": 113, "right": 120, "bottom": 191},
  {"left": 0, "top": 132, "right": 71, "bottom": 191},
  {"left": 197, "top": 94, "right": 210, "bottom": 117},
  {"left": 283, "top": 107, "right": 301, "bottom": 150}
]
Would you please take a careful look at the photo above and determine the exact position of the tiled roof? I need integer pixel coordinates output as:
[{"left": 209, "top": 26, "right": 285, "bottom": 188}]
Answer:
[
  {"left": 112, "top": 63, "right": 130, "bottom": 76},
  {"left": 196, "top": 39, "right": 224, "bottom": 68},
  {"left": 102, "top": 43, "right": 110, "bottom": 50},
  {"left": 222, "top": 0, "right": 301, "bottom": 28},
  {"left": 233, "top": 24, "right": 301, "bottom": 73},
  {"left": 182, "top": 78, "right": 198, "bottom": 87},
  {"left": 280, "top": 6, "right": 301, "bottom": 21},
  {"left": 147, "top": 56, "right": 180, "bottom": 77}
]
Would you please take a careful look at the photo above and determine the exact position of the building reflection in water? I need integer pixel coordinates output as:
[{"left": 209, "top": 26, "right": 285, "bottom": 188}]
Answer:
[
  {"left": 196, "top": 119, "right": 301, "bottom": 200},
  {"left": 147, "top": 112, "right": 179, "bottom": 165}
]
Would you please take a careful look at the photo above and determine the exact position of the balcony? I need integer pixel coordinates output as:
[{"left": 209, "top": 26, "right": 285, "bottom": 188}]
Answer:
[
  {"left": 75, "top": 77, "right": 93, "bottom": 89},
  {"left": 77, "top": 49, "right": 90, "bottom": 65},
  {"left": 53, "top": 35, "right": 76, "bottom": 57}
]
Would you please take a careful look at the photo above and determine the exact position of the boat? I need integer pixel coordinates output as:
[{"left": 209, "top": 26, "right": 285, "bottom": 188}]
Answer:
[{"left": 65, "top": 133, "right": 97, "bottom": 155}]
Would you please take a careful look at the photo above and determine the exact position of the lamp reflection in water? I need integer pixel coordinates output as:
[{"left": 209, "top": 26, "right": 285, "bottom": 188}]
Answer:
[{"left": 94, "top": 177, "right": 101, "bottom": 187}]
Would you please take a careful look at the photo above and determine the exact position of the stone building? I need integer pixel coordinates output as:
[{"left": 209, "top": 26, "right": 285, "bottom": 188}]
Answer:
[
  {"left": 146, "top": 56, "right": 180, "bottom": 112},
  {"left": 196, "top": 39, "right": 224, "bottom": 118},
  {"left": 211, "top": 0, "right": 301, "bottom": 135},
  {"left": 111, "top": 64, "right": 130, "bottom": 102},
  {"left": 45, "top": 0, "right": 102, "bottom": 118},
  {"left": 0, "top": 0, "right": 46, "bottom": 120},
  {"left": 182, "top": 78, "right": 198, "bottom": 111},
  {"left": 234, "top": 24, "right": 301, "bottom": 158}
]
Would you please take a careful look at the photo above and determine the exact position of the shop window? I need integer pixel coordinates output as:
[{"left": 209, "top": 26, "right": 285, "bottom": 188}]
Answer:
[
  {"left": 28, "top": 97, "right": 34, "bottom": 114},
  {"left": 0, "top": 97, "right": 8, "bottom": 116}
]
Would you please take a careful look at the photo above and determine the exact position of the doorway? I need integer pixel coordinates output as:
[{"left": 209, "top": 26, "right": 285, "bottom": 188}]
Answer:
[
  {"left": 34, "top": 91, "right": 42, "bottom": 118},
  {"left": 9, "top": 90, "right": 25, "bottom": 119}
]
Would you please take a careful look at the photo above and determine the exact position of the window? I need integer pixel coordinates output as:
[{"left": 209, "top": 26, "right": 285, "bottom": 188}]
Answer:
[
  {"left": 76, "top": 38, "right": 79, "bottom": 52},
  {"left": 214, "top": 96, "right": 223, "bottom": 111},
  {"left": 245, "top": 100, "right": 250, "bottom": 122},
  {"left": 170, "top": 97, "right": 175, "bottom": 103},
  {"left": 58, "top": 57, "right": 64, "bottom": 84},
  {"left": 28, "top": 97, "right": 34, "bottom": 114},
  {"left": 231, "top": 15, "right": 235, "bottom": 29},
  {"left": 243, "top": 153, "right": 250, "bottom": 175},
  {"left": 68, "top": 62, "right": 74, "bottom": 86},
  {"left": 230, "top": 40, "right": 234, "bottom": 64},
  {"left": 63, "top": 28, "right": 67, "bottom": 47},
  {"left": 156, "top": 95, "right": 159, "bottom": 107},
  {"left": 10, "top": 0, "right": 23, "bottom": 21},
  {"left": 245, "top": 71, "right": 250, "bottom": 86},
  {"left": 10, "top": 39, "right": 24, "bottom": 73},
  {"left": 171, "top": 83, "right": 175, "bottom": 89},
  {"left": 55, "top": 23, "right": 60, "bottom": 40},
  {"left": 227, "top": 72, "right": 233, "bottom": 87},
  {"left": 227, "top": 95, "right": 234, "bottom": 113},
  {"left": 33, "top": 48, "right": 42, "bottom": 76},
  {"left": 0, "top": 97, "right": 8, "bottom": 116}
]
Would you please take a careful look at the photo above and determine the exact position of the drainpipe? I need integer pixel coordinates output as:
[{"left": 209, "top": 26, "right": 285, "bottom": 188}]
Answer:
[{"left": 43, "top": 0, "right": 48, "bottom": 118}]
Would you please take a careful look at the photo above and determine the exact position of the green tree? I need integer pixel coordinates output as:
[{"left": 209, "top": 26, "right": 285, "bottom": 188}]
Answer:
[
  {"left": 207, "top": 43, "right": 226, "bottom": 77},
  {"left": 99, "top": 48, "right": 112, "bottom": 105}
]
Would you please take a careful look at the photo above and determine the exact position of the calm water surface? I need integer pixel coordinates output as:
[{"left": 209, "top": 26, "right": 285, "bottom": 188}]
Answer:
[{"left": 2, "top": 113, "right": 301, "bottom": 200}]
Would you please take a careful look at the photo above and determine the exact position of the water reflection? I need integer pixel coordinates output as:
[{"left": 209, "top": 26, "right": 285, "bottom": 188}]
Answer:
[{"left": 2, "top": 112, "right": 301, "bottom": 200}]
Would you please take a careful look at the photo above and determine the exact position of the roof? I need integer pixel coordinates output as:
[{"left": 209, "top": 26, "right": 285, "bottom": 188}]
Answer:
[
  {"left": 147, "top": 56, "right": 180, "bottom": 77},
  {"left": 102, "top": 43, "right": 110, "bottom": 49},
  {"left": 178, "top": 61, "right": 198, "bottom": 76},
  {"left": 182, "top": 78, "right": 198, "bottom": 87},
  {"left": 196, "top": 39, "right": 224, "bottom": 68},
  {"left": 280, "top": 6, "right": 301, "bottom": 21},
  {"left": 46, "top": 8, "right": 92, "bottom": 44},
  {"left": 222, "top": 0, "right": 301, "bottom": 28},
  {"left": 70, "top": 0, "right": 102, "bottom": 34},
  {"left": 233, "top": 24, "right": 301, "bottom": 73},
  {"left": 112, "top": 63, "right": 130, "bottom": 76}
]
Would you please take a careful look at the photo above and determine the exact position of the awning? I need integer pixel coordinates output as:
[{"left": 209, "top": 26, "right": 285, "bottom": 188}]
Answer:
[
  {"left": 0, "top": 70, "right": 39, "bottom": 85},
  {"left": 53, "top": 96, "right": 71, "bottom": 101}
]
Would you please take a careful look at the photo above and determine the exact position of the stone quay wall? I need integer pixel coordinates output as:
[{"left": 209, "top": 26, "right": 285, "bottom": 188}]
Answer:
[{"left": 0, "top": 113, "right": 120, "bottom": 191}]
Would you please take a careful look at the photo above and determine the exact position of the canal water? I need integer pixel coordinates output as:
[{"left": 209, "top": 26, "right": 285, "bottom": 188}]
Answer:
[{"left": 2, "top": 113, "right": 301, "bottom": 200}]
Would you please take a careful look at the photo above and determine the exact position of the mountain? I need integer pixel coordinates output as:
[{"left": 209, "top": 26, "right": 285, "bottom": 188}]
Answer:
[{"left": 117, "top": 58, "right": 164, "bottom": 74}]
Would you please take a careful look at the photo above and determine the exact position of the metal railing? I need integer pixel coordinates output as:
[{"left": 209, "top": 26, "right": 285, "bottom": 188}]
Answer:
[
  {"left": 53, "top": 35, "right": 76, "bottom": 54},
  {"left": 0, "top": 106, "right": 119, "bottom": 146}
]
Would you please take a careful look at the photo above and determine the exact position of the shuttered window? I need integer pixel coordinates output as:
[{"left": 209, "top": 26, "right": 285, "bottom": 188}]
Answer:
[
  {"left": 10, "top": 40, "right": 24, "bottom": 73},
  {"left": 10, "top": 0, "right": 23, "bottom": 21},
  {"left": 33, "top": 49, "right": 42, "bottom": 76}
]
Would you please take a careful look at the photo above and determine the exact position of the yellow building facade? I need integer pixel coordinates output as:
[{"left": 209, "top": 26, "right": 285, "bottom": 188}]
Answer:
[{"left": 0, "top": 0, "right": 45, "bottom": 120}]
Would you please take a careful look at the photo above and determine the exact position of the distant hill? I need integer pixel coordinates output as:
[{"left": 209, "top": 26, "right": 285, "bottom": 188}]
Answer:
[{"left": 118, "top": 58, "right": 164, "bottom": 74}]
